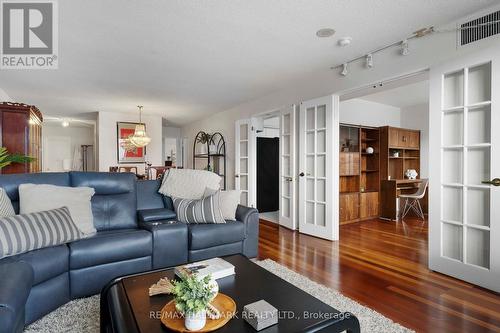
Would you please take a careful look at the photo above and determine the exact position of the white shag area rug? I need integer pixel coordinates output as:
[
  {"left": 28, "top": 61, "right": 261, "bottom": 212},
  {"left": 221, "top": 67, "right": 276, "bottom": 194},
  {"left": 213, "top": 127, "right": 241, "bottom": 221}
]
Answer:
[{"left": 24, "top": 259, "right": 414, "bottom": 333}]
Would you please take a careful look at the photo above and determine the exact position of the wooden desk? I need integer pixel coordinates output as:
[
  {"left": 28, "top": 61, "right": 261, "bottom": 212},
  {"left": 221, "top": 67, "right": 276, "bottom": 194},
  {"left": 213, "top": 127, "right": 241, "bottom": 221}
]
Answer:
[{"left": 380, "top": 179, "right": 423, "bottom": 220}]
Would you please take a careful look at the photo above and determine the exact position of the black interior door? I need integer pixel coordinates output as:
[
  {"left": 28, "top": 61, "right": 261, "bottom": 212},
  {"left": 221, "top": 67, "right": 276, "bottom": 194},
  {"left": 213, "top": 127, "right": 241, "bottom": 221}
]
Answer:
[{"left": 257, "top": 137, "right": 279, "bottom": 212}]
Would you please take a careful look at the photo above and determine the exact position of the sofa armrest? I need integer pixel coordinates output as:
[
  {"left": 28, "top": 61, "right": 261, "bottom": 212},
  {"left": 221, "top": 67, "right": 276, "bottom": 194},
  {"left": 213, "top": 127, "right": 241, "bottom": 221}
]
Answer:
[
  {"left": 139, "top": 221, "right": 188, "bottom": 269},
  {"left": 235, "top": 205, "right": 259, "bottom": 258},
  {"left": 137, "top": 208, "right": 176, "bottom": 223},
  {"left": 0, "top": 261, "right": 33, "bottom": 333}
]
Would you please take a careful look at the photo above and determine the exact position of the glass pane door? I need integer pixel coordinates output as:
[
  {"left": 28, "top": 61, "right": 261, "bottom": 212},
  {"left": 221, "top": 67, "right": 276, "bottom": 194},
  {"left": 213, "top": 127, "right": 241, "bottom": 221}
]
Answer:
[
  {"left": 235, "top": 120, "right": 251, "bottom": 206},
  {"left": 441, "top": 63, "right": 491, "bottom": 269},
  {"left": 304, "top": 105, "right": 327, "bottom": 227},
  {"left": 429, "top": 46, "right": 500, "bottom": 293},
  {"left": 279, "top": 105, "right": 296, "bottom": 229},
  {"left": 299, "top": 95, "right": 338, "bottom": 241}
]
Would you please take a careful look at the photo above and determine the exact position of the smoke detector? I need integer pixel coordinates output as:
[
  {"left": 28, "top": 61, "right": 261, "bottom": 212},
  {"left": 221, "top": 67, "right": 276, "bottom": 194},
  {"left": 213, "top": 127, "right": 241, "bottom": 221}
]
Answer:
[{"left": 338, "top": 37, "right": 352, "bottom": 47}]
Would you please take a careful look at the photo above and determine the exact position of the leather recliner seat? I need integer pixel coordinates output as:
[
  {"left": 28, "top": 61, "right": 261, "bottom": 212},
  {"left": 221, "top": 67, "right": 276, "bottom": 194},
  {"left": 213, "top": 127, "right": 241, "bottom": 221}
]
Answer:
[{"left": 0, "top": 172, "right": 259, "bottom": 333}]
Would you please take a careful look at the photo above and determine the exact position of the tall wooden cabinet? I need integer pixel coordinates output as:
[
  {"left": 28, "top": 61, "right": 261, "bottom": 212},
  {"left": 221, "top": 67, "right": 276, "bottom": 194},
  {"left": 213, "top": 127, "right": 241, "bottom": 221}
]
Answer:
[
  {"left": 0, "top": 102, "right": 43, "bottom": 174},
  {"left": 380, "top": 126, "right": 420, "bottom": 180},
  {"left": 339, "top": 124, "right": 380, "bottom": 224}
]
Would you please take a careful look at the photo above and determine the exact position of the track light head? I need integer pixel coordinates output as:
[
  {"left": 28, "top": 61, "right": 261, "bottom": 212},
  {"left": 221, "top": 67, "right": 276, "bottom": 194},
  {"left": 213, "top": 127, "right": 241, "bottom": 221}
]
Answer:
[
  {"left": 366, "top": 54, "right": 373, "bottom": 68},
  {"left": 340, "top": 63, "right": 348, "bottom": 76},
  {"left": 401, "top": 39, "right": 409, "bottom": 56}
]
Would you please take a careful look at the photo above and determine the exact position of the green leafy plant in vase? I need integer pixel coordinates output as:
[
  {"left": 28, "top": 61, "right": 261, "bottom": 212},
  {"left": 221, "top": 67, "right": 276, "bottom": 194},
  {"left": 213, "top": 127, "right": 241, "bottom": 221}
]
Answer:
[
  {"left": 196, "top": 132, "right": 211, "bottom": 155},
  {"left": 0, "top": 147, "right": 35, "bottom": 169},
  {"left": 171, "top": 274, "right": 216, "bottom": 331}
]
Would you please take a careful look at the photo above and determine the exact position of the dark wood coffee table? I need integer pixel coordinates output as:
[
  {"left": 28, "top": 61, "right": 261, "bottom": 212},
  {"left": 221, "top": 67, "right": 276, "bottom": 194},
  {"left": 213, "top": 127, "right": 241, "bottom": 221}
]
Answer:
[{"left": 101, "top": 255, "right": 360, "bottom": 333}]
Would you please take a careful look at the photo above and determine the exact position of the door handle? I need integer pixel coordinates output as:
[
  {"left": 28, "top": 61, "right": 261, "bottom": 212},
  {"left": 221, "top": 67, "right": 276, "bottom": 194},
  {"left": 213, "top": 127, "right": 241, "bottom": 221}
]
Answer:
[
  {"left": 482, "top": 178, "right": 500, "bottom": 186},
  {"left": 299, "top": 172, "right": 305, "bottom": 177}
]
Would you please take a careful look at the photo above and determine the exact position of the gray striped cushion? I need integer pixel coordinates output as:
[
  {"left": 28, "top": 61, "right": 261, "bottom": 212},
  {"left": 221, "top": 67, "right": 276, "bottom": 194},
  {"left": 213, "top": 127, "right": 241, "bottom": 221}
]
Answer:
[
  {"left": 172, "top": 191, "right": 226, "bottom": 224},
  {"left": 0, "top": 188, "right": 15, "bottom": 218},
  {"left": 0, "top": 206, "right": 82, "bottom": 259}
]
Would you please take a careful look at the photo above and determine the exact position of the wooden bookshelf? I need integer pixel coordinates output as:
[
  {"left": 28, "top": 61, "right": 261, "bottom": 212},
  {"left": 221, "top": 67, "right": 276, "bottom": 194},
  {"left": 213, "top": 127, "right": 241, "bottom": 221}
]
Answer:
[
  {"left": 380, "top": 126, "right": 421, "bottom": 180},
  {"left": 339, "top": 124, "right": 380, "bottom": 224}
]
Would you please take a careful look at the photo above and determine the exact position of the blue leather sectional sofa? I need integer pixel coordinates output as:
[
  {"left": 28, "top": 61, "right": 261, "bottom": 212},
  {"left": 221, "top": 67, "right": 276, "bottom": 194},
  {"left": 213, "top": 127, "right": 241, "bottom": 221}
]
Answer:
[{"left": 0, "top": 172, "right": 259, "bottom": 333}]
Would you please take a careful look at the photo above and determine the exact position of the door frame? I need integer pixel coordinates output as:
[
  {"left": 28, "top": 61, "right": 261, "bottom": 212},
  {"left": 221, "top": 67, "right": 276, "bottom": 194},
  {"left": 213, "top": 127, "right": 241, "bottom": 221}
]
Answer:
[
  {"left": 334, "top": 69, "right": 430, "bottom": 231},
  {"left": 245, "top": 105, "right": 299, "bottom": 229}
]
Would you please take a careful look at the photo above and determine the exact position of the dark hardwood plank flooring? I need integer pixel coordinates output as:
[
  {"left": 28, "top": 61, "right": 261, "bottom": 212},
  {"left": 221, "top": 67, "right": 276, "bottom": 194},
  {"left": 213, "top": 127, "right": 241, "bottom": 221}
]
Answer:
[{"left": 257, "top": 218, "right": 500, "bottom": 333}]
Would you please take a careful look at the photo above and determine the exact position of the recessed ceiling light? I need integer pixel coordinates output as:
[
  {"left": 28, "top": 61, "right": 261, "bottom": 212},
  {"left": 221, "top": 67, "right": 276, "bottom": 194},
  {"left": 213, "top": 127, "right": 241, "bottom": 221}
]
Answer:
[
  {"left": 338, "top": 37, "right": 352, "bottom": 47},
  {"left": 316, "top": 28, "right": 336, "bottom": 38}
]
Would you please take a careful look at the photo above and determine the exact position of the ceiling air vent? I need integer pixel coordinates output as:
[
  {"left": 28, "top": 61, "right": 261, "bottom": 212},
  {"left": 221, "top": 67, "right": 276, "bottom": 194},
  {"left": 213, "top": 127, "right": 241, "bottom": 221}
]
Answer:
[{"left": 460, "top": 10, "right": 500, "bottom": 46}]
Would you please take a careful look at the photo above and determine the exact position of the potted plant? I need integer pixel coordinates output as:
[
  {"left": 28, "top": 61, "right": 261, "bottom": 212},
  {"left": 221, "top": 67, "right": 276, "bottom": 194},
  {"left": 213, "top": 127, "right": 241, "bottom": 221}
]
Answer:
[
  {"left": 0, "top": 147, "right": 35, "bottom": 169},
  {"left": 196, "top": 132, "right": 211, "bottom": 155},
  {"left": 171, "top": 274, "right": 216, "bottom": 331}
]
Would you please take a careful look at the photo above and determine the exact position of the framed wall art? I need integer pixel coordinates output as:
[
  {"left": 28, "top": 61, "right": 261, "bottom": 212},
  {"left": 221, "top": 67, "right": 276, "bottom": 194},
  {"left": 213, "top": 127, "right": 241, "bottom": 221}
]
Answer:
[{"left": 117, "top": 122, "right": 146, "bottom": 163}]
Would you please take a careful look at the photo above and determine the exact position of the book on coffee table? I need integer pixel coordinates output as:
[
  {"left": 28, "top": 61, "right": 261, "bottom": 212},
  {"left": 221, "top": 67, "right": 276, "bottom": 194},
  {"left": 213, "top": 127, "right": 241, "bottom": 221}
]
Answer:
[{"left": 175, "top": 258, "right": 235, "bottom": 280}]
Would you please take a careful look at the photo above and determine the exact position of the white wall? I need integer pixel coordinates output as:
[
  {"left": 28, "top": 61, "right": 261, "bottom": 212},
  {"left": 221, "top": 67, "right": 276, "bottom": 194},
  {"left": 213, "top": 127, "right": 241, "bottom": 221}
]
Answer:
[
  {"left": 163, "top": 126, "right": 183, "bottom": 167},
  {"left": 257, "top": 116, "right": 280, "bottom": 138},
  {"left": 164, "top": 138, "right": 177, "bottom": 164},
  {"left": 42, "top": 123, "right": 95, "bottom": 171},
  {"left": 181, "top": 6, "right": 500, "bottom": 190},
  {"left": 339, "top": 99, "right": 401, "bottom": 127},
  {"left": 341, "top": 99, "right": 429, "bottom": 178},
  {"left": 400, "top": 103, "right": 429, "bottom": 178},
  {"left": 163, "top": 126, "right": 181, "bottom": 138},
  {"left": 97, "top": 111, "right": 163, "bottom": 173}
]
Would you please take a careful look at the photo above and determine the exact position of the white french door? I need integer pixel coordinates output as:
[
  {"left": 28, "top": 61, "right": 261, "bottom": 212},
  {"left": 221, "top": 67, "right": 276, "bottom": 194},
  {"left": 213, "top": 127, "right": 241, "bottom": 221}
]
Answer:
[
  {"left": 278, "top": 105, "right": 297, "bottom": 230},
  {"left": 235, "top": 119, "right": 255, "bottom": 208},
  {"left": 299, "top": 95, "right": 339, "bottom": 240},
  {"left": 429, "top": 45, "right": 500, "bottom": 292}
]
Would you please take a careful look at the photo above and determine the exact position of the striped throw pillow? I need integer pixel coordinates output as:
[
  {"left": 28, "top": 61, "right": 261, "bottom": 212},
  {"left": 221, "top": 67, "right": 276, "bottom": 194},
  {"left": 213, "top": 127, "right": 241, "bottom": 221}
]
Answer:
[
  {"left": 0, "top": 188, "right": 15, "bottom": 218},
  {"left": 172, "top": 191, "right": 226, "bottom": 224},
  {"left": 0, "top": 207, "right": 83, "bottom": 259}
]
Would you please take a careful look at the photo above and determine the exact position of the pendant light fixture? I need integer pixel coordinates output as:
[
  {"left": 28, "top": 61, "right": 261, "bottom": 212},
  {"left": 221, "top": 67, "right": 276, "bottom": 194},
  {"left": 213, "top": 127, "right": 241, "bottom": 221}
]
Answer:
[{"left": 129, "top": 105, "right": 151, "bottom": 148}]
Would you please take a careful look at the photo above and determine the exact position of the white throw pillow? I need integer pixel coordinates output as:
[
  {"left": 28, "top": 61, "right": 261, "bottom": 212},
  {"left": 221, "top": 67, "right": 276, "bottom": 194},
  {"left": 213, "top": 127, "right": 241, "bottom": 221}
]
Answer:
[
  {"left": 158, "top": 168, "right": 221, "bottom": 200},
  {"left": 19, "top": 184, "right": 96, "bottom": 236},
  {"left": 0, "top": 188, "right": 15, "bottom": 217},
  {"left": 204, "top": 188, "right": 241, "bottom": 221}
]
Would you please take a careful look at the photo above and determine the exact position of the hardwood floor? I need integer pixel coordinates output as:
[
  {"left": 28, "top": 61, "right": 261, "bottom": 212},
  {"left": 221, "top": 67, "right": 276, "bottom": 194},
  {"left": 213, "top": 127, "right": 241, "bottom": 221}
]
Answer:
[{"left": 257, "top": 218, "right": 500, "bottom": 333}]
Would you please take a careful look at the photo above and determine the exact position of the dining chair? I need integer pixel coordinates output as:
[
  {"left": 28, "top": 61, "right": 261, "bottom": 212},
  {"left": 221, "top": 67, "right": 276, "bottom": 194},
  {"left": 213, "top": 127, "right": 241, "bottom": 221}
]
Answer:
[
  {"left": 118, "top": 166, "right": 138, "bottom": 174},
  {"left": 399, "top": 178, "right": 429, "bottom": 220}
]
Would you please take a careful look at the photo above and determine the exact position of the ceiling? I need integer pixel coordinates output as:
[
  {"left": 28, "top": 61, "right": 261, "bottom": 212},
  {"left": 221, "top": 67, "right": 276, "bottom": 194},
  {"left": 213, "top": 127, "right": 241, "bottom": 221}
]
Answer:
[
  {"left": 0, "top": 0, "right": 495, "bottom": 126},
  {"left": 359, "top": 80, "right": 429, "bottom": 108}
]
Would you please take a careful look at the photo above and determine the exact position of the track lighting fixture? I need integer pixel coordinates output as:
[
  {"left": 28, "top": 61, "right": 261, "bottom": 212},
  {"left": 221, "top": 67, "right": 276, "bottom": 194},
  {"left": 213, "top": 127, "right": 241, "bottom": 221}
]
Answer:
[
  {"left": 401, "top": 39, "right": 409, "bottom": 56},
  {"left": 331, "top": 25, "right": 436, "bottom": 76},
  {"left": 341, "top": 63, "right": 348, "bottom": 76},
  {"left": 365, "top": 54, "right": 373, "bottom": 68}
]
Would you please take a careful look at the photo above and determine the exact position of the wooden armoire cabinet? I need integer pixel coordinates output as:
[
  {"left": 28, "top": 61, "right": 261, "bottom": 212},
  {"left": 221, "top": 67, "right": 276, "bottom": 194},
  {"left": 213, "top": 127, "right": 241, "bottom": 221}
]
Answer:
[{"left": 0, "top": 102, "right": 43, "bottom": 174}]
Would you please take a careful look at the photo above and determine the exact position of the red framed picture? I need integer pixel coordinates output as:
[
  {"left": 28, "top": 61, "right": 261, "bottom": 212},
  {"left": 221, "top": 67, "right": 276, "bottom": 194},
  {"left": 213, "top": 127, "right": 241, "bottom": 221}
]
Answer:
[{"left": 117, "top": 122, "right": 146, "bottom": 163}]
